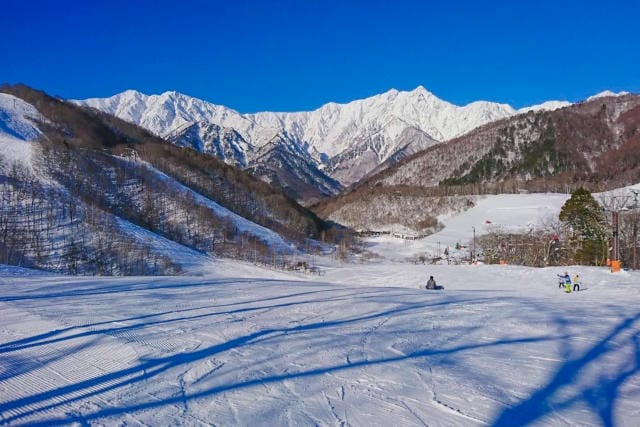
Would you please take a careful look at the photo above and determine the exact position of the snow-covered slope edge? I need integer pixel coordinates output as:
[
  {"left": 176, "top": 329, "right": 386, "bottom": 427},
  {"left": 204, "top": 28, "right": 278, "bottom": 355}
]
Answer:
[{"left": 0, "top": 93, "right": 45, "bottom": 169}]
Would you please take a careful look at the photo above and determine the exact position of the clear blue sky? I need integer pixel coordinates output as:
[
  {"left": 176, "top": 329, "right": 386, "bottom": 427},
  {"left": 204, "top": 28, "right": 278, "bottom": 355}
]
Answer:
[{"left": 2, "top": 0, "right": 639, "bottom": 112}]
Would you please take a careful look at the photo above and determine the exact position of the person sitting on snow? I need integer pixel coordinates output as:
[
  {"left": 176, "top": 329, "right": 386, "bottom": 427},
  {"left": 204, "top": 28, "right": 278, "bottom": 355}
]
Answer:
[{"left": 426, "top": 276, "right": 444, "bottom": 290}]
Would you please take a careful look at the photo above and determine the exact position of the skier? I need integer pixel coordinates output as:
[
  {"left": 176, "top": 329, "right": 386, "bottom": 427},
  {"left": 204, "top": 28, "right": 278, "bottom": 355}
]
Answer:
[
  {"left": 563, "top": 271, "right": 572, "bottom": 293},
  {"left": 426, "top": 276, "right": 444, "bottom": 290},
  {"left": 558, "top": 271, "right": 571, "bottom": 290},
  {"left": 572, "top": 274, "right": 581, "bottom": 292}
]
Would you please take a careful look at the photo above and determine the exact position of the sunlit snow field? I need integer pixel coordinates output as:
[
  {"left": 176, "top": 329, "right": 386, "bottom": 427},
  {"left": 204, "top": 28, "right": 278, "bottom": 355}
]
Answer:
[{"left": 2, "top": 193, "right": 640, "bottom": 426}]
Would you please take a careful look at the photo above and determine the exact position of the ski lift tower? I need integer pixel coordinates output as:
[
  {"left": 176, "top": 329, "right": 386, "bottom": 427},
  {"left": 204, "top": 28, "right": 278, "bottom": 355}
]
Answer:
[{"left": 631, "top": 190, "right": 639, "bottom": 270}]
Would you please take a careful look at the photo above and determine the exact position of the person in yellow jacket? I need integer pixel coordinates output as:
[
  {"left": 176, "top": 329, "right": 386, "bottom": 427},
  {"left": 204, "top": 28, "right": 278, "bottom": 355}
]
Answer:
[{"left": 572, "top": 274, "right": 581, "bottom": 292}]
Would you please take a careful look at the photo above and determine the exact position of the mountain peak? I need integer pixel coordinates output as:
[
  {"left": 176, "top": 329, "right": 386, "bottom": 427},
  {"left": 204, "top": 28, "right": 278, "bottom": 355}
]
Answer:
[
  {"left": 412, "top": 85, "right": 432, "bottom": 95},
  {"left": 587, "top": 90, "right": 630, "bottom": 101},
  {"left": 159, "top": 90, "right": 184, "bottom": 99},
  {"left": 111, "top": 89, "right": 149, "bottom": 102},
  {"left": 120, "top": 88, "right": 146, "bottom": 96}
]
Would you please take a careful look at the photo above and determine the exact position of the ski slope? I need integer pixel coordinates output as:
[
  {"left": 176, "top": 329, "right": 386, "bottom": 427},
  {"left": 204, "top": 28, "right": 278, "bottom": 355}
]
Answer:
[
  {"left": 2, "top": 191, "right": 640, "bottom": 426},
  {"left": 361, "top": 193, "right": 571, "bottom": 263},
  {"left": 0, "top": 93, "right": 43, "bottom": 172},
  {"left": 1, "top": 262, "right": 639, "bottom": 426}
]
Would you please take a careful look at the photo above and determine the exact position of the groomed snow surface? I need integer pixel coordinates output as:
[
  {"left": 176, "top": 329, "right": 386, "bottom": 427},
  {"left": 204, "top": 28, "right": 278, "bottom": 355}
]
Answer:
[
  {"left": 2, "top": 192, "right": 640, "bottom": 426},
  {"left": 1, "top": 262, "right": 639, "bottom": 426}
]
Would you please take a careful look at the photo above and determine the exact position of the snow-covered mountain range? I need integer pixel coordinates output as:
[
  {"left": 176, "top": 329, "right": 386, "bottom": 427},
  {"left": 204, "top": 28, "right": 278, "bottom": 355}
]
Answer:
[{"left": 76, "top": 87, "right": 627, "bottom": 197}]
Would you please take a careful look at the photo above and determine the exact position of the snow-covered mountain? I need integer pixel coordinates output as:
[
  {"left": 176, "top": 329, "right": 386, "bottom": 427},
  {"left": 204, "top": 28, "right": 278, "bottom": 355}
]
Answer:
[
  {"left": 0, "top": 93, "right": 44, "bottom": 169},
  {"left": 518, "top": 100, "right": 572, "bottom": 113},
  {"left": 79, "top": 86, "right": 517, "bottom": 149},
  {"left": 77, "top": 87, "right": 577, "bottom": 194},
  {"left": 246, "top": 132, "right": 343, "bottom": 202},
  {"left": 587, "top": 90, "right": 630, "bottom": 101}
]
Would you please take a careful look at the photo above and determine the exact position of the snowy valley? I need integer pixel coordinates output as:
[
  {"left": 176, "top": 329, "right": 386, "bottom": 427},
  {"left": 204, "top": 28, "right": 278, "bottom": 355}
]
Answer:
[{"left": 2, "top": 82, "right": 640, "bottom": 426}]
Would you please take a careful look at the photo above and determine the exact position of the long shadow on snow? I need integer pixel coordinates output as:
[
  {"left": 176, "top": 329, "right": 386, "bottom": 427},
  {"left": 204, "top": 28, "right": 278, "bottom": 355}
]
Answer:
[
  {"left": 35, "top": 335, "right": 561, "bottom": 426},
  {"left": 0, "top": 293, "right": 496, "bottom": 424},
  {"left": 490, "top": 312, "right": 640, "bottom": 427},
  {"left": 0, "top": 287, "right": 336, "bottom": 354},
  {"left": 0, "top": 276, "right": 317, "bottom": 302},
  {"left": 0, "top": 287, "right": 412, "bottom": 383}
]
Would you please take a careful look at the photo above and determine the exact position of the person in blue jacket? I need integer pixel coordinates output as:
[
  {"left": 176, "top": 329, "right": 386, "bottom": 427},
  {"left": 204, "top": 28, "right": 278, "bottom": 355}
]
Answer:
[{"left": 557, "top": 272, "right": 572, "bottom": 293}]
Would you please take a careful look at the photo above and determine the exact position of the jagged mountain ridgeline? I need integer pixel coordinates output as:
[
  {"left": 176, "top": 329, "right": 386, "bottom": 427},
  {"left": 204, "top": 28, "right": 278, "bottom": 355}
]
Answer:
[
  {"left": 314, "top": 93, "right": 640, "bottom": 233},
  {"left": 76, "top": 86, "right": 573, "bottom": 203},
  {"left": 0, "top": 84, "right": 339, "bottom": 275}
]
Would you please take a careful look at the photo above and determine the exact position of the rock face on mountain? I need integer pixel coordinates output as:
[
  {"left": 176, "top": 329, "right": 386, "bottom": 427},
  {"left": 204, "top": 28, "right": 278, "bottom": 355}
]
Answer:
[
  {"left": 245, "top": 133, "right": 342, "bottom": 203},
  {"left": 79, "top": 86, "right": 554, "bottom": 199},
  {"left": 165, "top": 121, "right": 254, "bottom": 168}
]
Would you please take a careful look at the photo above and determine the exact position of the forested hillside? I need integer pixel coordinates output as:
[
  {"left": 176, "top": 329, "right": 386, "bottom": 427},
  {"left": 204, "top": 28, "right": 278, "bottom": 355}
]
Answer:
[{"left": 0, "top": 84, "right": 344, "bottom": 275}]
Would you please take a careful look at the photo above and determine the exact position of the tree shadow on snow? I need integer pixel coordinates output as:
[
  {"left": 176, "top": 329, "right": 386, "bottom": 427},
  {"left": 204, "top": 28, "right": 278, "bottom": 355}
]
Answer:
[
  {"left": 490, "top": 312, "right": 640, "bottom": 427},
  {"left": 3, "top": 285, "right": 637, "bottom": 426},
  {"left": 0, "top": 291, "right": 502, "bottom": 425}
]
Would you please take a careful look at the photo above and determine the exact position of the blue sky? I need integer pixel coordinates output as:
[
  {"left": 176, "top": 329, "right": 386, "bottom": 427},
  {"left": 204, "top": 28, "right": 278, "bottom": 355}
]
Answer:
[{"left": 2, "top": 0, "right": 639, "bottom": 112}]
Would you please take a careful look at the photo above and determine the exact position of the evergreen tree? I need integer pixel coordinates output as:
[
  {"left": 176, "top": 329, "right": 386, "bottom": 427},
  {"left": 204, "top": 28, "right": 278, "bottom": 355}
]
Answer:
[{"left": 559, "top": 188, "right": 607, "bottom": 264}]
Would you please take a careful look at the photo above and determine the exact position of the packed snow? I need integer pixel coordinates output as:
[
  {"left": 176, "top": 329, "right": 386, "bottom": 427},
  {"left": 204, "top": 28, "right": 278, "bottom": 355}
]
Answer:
[{"left": 2, "top": 191, "right": 640, "bottom": 426}]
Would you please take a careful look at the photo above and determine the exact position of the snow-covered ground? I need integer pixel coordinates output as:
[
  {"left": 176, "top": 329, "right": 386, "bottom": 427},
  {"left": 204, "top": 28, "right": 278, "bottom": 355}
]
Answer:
[
  {"left": 2, "top": 192, "right": 640, "bottom": 426},
  {"left": 1, "top": 262, "right": 639, "bottom": 426}
]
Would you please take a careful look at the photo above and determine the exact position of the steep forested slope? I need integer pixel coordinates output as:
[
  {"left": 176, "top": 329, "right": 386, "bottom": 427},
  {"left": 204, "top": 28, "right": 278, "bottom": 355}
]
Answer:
[{"left": 0, "top": 84, "right": 341, "bottom": 274}]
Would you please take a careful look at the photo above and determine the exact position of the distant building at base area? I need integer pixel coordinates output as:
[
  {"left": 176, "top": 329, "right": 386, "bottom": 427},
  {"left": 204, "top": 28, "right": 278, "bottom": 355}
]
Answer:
[{"left": 356, "top": 230, "right": 428, "bottom": 240}]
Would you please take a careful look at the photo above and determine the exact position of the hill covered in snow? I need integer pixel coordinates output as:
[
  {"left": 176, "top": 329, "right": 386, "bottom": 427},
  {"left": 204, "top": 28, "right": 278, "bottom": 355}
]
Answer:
[{"left": 2, "top": 123, "right": 640, "bottom": 424}]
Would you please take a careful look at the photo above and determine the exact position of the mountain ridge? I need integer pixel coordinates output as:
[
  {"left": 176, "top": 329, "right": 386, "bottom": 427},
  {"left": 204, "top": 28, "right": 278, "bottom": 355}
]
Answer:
[{"left": 75, "top": 86, "right": 629, "bottom": 201}]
